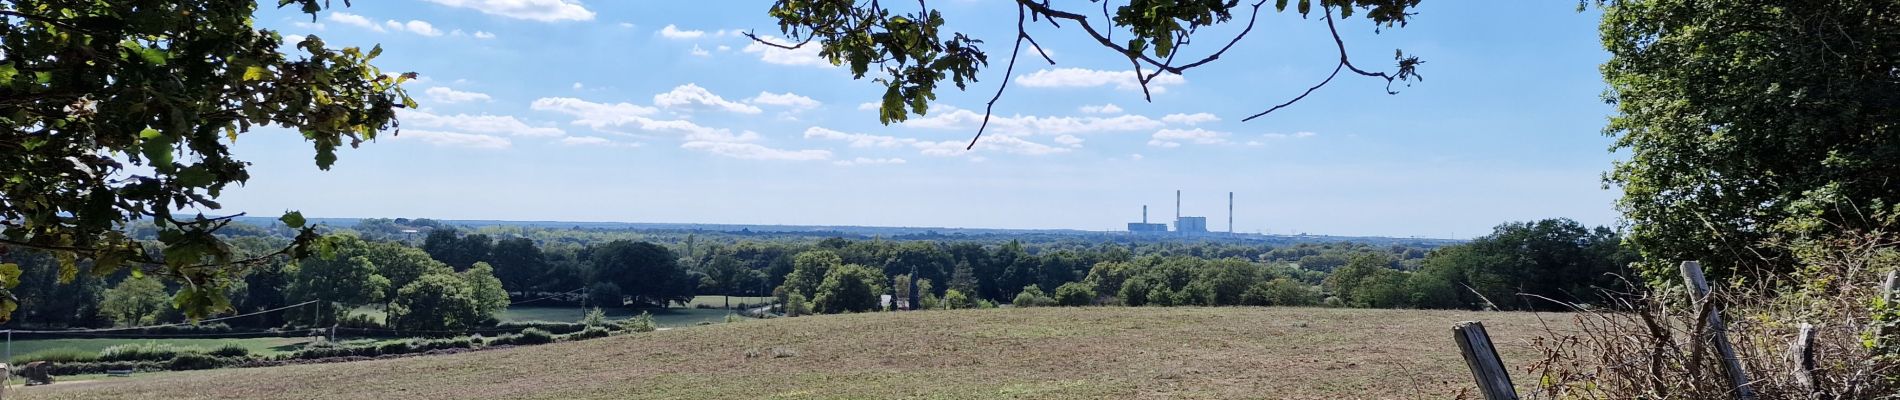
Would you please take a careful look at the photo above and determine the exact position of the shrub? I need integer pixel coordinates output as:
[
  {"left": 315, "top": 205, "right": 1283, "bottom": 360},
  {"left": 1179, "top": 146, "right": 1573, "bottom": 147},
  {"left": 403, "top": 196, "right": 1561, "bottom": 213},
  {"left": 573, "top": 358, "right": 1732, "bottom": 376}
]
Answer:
[
  {"left": 1055, "top": 282, "right": 1096, "bottom": 306},
  {"left": 11, "top": 347, "right": 98, "bottom": 364},
  {"left": 337, "top": 313, "right": 386, "bottom": 330},
  {"left": 582, "top": 307, "right": 608, "bottom": 327},
  {"left": 496, "top": 320, "right": 586, "bottom": 335},
  {"left": 783, "top": 293, "right": 812, "bottom": 317},
  {"left": 559, "top": 326, "right": 611, "bottom": 341},
  {"left": 45, "top": 361, "right": 164, "bottom": 375},
  {"left": 1012, "top": 285, "right": 1058, "bottom": 307},
  {"left": 167, "top": 353, "right": 224, "bottom": 370},
  {"left": 515, "top": 328, "right": 554, "bottom": 345},
  {"left": 622, "top": 311, "right": 657, "bottom": 332},
  {"left": 207, "top": 344, "right": 251, "bottom": 358},
  {"left": 98, "top": 342, "right": 201, "bottom": 362},
  {"left": 941, "top": 289, "right": 971, "bottom": 310},
  {"left": 377, "top": 341, "right": 413, "bottom": 355}
]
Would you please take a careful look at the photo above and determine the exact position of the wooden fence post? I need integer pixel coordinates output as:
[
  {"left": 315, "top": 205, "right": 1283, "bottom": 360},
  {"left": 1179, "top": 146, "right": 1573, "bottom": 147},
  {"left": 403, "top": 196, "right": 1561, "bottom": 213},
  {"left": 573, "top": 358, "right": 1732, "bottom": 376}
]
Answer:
[
  {"left": 1790, "top": 322, "right": 1816, "bottom": 397},
  {"left": 1453, "top": 321, "right": 1518, "bottom": 400},
  {"left": 1680, "top": 261, "right": 1756, "bottom": 400}
]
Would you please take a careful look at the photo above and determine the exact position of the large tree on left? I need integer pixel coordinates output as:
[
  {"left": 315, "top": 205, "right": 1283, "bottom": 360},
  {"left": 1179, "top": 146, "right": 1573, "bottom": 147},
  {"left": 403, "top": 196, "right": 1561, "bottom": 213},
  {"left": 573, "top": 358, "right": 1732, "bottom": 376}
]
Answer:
[{"left": 0, "top": 1, "right": 413, "bottom": 321}]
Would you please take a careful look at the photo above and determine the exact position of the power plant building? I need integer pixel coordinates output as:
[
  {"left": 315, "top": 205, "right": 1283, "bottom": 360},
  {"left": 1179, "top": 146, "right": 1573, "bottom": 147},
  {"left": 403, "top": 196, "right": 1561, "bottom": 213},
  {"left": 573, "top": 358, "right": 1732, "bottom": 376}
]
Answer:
[
  {"left": 1125, "top": 190, "right": 1229, "bottom": 235},
  {"left": 1175, "top": 216, "right": 1207, "bottom": 233}
]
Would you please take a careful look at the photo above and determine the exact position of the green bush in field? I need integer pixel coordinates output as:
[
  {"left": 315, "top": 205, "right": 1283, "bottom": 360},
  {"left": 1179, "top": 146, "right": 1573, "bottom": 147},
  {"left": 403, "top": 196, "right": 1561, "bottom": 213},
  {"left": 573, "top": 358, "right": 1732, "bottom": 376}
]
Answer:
[
  {"left": 11, "top": 347, "right": 98, "bottom": 364},
  {"left": 1055, "top": 282, "right": 1096, "bottom": 306},
  {"left": 208, "top": 344, "right": 251, "bottom": 358},
  {"left": 783, "top": 293, "right": 813, "bottom": 317},
  {"left": 167, "top": 353, "right": 224, "bottom": 370},
  {"left": 623, "top": 311, "right": 657, "bottom": 332},
  {"left": 98, "top": 342, "right": 203, "bottom": 362},
  {"left": 1012, "top": 285, "right": 1058, "bottom": 308},
  {"left": 582, "top": 307, "right": 608, "bottom": 327},
  {"left": 560, "top": 326, "right": 611, "bottom": 341}
]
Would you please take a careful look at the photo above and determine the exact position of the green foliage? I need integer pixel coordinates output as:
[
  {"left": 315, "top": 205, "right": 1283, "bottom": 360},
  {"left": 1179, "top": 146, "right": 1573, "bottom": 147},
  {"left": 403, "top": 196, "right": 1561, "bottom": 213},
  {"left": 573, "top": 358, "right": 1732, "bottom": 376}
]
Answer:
[
  {"left": 98, "top": 342, "right": 201, "bottom": 362},
  {"left": 10, "top": 347, "right": 98, "bottom": 365},
  {"left": 100, "top": 277, "right": 170, "bottom": 326},
  {"left": 1242, "top": 278, "right": 1320, "bottom": 306},
  {"left": 582, "top": 307, "right": 608, "bottom": 327},
  {"left": 166, "top": 352, "right": 224, "bottom": 371},
  {"left": 286, "top": 237, "right": 390, "bottom": 326},
  {"left": 0, "top": 0, "right": 413, "bottom": 321},
  {"left": 208, "top": 344, "right": 251, "bottom": 358},
  {"left": 1415, "top": 219, "right": 1634, "bottom": 311},
  {"left": 460, "top": 262, "right": 510, "bottom": 314},
  {"left": 1012, "top": 285, "right": 1057, "bottom": 308},
  {"left": 588, "top": 282, "right": 623, "bottom": 308},
  {"left": 493, "top": 328, "right": 555, "bottom": 346},
  {"left": 776, "top": 250, "right": 842, "bottom": 305},
  {"left": 1054, "top": 282, "right": 1096, "bottom": 307},
  {"left": 783, "top": 293, "right": 812, "bottom": 317},
  {"left": 623, "top": 311, "right": 657, "bottom": 332},
  {"left": 1600, "top": 0, "right": 1900, "bottom": 283},
  {"left": 590, "top": 240, "right": 695, "bottom": 307},
  {"left": 813, "top": 264, "right": 886, "bottom": 314},
  {"left": 387, "top": 274, "right": 486, "bottom": 332},
  {"left": 939, "top": 289, "right": 976, "bottom": 310}
]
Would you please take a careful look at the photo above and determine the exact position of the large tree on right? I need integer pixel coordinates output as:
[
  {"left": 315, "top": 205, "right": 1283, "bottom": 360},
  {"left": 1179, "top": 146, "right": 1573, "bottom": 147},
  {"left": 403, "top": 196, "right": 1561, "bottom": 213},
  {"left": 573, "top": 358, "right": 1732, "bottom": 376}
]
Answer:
[{"left": 1601, "top": 0, "right": 1900, "bottom": 283}]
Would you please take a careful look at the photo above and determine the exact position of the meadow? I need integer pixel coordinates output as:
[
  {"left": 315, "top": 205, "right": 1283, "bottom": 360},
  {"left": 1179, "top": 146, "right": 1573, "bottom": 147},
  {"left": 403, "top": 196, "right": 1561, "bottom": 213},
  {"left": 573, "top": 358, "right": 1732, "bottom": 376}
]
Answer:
[
  {"left": 5, "top": 337, "right": 312, "bottom": 364},
  {"left": 11, "top": 307, "right": 1572, "bottom": 399}
]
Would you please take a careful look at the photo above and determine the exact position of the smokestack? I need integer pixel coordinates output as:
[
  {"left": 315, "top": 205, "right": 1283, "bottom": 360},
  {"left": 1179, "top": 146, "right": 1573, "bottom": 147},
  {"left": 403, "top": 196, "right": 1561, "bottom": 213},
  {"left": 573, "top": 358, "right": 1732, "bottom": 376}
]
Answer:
[
  {"left": 1142, "top": 205, "right": 1148, "bottom": 223},
  {"left": 1228, "top": 192, "right": 1234, "bottom": 234},
  {"left": 1175, "top": 190, "right": 1181, "bottom": 221}
]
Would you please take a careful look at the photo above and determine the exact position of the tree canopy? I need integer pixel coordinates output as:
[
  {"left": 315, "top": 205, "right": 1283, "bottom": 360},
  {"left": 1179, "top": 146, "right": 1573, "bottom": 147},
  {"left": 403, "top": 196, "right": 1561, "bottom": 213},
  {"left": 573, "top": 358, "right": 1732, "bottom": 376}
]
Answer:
[
  {"left": 1599, "top": 0, "right": 1900, "bottom": 282},
  {"left": 0, "top": 1, "right": 411, "bottom": 321}
]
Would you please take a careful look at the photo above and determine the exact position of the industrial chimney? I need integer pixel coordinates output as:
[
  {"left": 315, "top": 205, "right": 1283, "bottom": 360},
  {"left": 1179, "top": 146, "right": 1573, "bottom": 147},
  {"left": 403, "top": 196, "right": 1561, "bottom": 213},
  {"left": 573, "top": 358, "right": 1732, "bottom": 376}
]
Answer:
[
  {"left": 1142, "top": 205, "right": 1148, "bottom": 224},
  {"left": 1175, "top": 190, "right": 1181, "bottom": 221},
  {"left": 1228, "top": 192, "right": 1234, "bottom": 234}
]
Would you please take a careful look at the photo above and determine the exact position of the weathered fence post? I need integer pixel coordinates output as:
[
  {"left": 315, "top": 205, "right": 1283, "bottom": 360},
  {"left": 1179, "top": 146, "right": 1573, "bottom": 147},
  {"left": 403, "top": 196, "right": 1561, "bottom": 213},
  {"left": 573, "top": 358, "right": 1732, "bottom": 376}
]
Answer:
[
  {"left": 1453, "top": 321, "right": 1518, "bottom": 400},
  {"left": 1790, "top": 322, "right": 1816, "bottom": 397},
  {"left": 1680, "top": 261, "right": 1756, "bottom": 400}
]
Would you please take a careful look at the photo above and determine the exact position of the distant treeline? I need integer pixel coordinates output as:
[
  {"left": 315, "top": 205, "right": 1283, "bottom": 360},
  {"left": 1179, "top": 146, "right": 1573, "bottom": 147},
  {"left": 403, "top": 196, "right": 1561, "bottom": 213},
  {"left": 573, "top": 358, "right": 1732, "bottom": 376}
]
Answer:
[{"left": 1, "top": 217, "right": 1630, "bottom": 330}]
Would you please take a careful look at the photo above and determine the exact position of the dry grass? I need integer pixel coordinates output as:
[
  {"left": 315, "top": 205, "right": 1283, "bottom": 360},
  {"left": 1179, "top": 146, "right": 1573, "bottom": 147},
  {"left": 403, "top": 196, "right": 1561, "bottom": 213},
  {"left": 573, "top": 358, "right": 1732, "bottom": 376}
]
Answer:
[{"left": 14, "top": 307, "right": 1571, "bottom": 400}]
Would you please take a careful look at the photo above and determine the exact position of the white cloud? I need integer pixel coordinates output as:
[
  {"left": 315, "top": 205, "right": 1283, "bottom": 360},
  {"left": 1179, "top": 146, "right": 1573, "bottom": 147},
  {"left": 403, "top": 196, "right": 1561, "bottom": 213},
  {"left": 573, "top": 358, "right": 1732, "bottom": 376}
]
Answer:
[
  {"left": 833, "top": 157, "right": 907, "bottom": 166},
  {"left": 571, "top": 82, "right": 584, "bottom": 90},
  {"left": 857, "top": 102, "right": 880, "bottom": 111},
  {"left": 1016, "top": 68, "right": 1186, "bottom": 93},
  {"left": 743, "top": 35, "right": 832, "bottom": 67},
  {"left": 291, "top": 21, "right": 326, "bottom": 30},
  {"left": 385, "top": 20, "right": 445, "bottom": 36},
  {"left": 399, "top": 129, "right": 511, "bottom": 149},
  {"left": 402, "top": 109, "right": 565, "bottom": 137},
  {"left": 690, "top": 45, "right": 710, "bottom": 57},
  {"left": 658, "top": 24, "right": 705, "bottom": 39},
  {"left": 328, "top": 12, "right": 383, "bottom": 32},
  {"left": 749, "top": 92, "right": 821, "bottom": 111},
  {"left": 716, "top": 45, "right": 732, "bottom": 52},
  {"left": 1263, "top": 131, "right": 1319, "bottom": 139},
  {"left": 423, "top": 87, "right": 492, "bottom": 104},
  {"left": 901, "top": 105, "right": 1165, "bottom": 136},
  {"left": 1148, "top": 128, "right": 1231, "bottom": 147},
  {"left": 473, "top": 31, "right": 496, "bottom": 39},
  {"left": 1161, "top": 112, "right": 1219, "bottom": 125},
  {"left": 420, "top": 0, "right": 594, "bottom": 22},
  {"left": 530, "top": 97, "right": 661, "bottom": 129},
  {"left": 284, "top": 34, "right": 307, "bottom": 44},
  {"left": 559, "top": 136, "right": 639, "bottom": 147},
  {"left": 1079, "top": 104, "right": 1123, "bottom": 114},
  {"left": 534, "top": 96, "right": 755, "bottom": 142},
  {"left": 804, "top": 127, "right": 913, "bottom": 148},
  {"left": 653, "top": 84, "right": 762, "bottom": 114},
  {"left": 805, "top": 126, "right": 1066, "bottom": 157},
  {"left": 617, "top": 22, "right": 636, "bottom": 28},
  {"left": 681, "top": 141, "right": 831, "bottom": 161},
  {"left": 1053, "top": 134, "right": 1084, "bottom": 147},
  {"left": 1130, "top": 153, "right": 1145, "bottom": 160}
]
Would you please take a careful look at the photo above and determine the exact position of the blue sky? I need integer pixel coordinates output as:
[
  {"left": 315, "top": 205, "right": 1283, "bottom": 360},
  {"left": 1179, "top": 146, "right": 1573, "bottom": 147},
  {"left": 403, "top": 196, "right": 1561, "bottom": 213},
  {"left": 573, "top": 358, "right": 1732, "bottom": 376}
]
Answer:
[{"left": 222, "top": 0, "right": 1619, "bottom": 239}]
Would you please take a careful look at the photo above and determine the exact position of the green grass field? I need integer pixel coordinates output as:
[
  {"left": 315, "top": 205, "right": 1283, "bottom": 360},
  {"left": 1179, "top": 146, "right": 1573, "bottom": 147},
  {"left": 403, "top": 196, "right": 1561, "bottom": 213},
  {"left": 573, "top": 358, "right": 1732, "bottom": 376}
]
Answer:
[
  {"left": 12, "top": 307, "right": 1576, "bottom": 399},
  {"left": 5, "top": 337, "right": 313, "bottom": 364}
]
